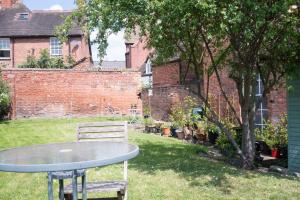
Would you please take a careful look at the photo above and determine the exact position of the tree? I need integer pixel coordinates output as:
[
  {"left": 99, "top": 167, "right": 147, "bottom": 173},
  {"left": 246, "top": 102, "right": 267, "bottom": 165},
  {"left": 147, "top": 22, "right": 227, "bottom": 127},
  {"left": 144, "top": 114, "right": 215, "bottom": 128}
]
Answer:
[{"left": 61, "top": 0, "right": 299, "bottom": 168}]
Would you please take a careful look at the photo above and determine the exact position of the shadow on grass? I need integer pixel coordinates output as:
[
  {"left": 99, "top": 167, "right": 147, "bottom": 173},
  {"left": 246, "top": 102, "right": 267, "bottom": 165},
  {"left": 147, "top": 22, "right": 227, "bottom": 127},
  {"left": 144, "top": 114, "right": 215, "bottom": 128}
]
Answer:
[
  {"left": 129, "top": 137, "right": 296, "bottom": 194},
  {"left": 0, "top": 120, "right": 10, "bottom": 125}
]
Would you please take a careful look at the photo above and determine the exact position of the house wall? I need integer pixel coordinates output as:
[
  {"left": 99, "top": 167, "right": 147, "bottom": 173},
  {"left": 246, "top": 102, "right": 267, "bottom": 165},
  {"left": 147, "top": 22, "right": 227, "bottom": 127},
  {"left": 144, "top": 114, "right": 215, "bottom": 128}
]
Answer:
[
  {"left": 153, "top": 62, "right": 181, "bottom": 86},
  {"left": 204, "top": 70, "right": 241, "bottom": 121},
  {"left": 205, "top": 69, "right": 287, "bottom": 123},
  {"left": 288, "top": 80, "right": 300, "bottom": 173},
  {"left": 127, "top": 35, "right": 286, "bottom": 122},
  {"left": 126, "top": 38, "right": 151, "bottom": 70},
  {"left": 0, "top": 0, "right": 18, "bottom": 8},
  {"left": 2, "top": 68, "right": 142, "bottom": 119},
  {"left": 267, "top": 87, "right": 287, "bottom": 122},
  {"left": 0, "top": 36, "right": 91, "bottom": 68},
  {"left": 146, "top": 59, "right": 286, "bottom": 122}
]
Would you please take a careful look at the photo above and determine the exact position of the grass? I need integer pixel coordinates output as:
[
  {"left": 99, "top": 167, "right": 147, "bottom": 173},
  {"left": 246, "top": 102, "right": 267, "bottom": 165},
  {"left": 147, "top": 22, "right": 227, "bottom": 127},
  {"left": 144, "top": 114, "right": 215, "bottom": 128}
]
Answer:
[{"left": 0, "top": 117, "right": 300, "bottom": 200}]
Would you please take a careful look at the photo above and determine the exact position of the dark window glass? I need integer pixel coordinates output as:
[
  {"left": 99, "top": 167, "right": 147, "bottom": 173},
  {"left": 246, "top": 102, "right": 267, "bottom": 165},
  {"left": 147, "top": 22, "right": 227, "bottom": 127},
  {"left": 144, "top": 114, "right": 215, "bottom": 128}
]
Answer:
[
  {"left": 0, "top": 50, "right": 10, "bottom": 58},
  {"left": 19, "top": 13, "right": 29, "bottom": 20}
]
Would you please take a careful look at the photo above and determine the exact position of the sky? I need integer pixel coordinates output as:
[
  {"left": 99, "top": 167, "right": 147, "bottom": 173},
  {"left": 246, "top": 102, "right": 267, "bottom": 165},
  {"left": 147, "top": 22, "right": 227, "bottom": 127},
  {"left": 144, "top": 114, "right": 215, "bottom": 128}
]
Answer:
[{"left": 23, "top": 0, "right": 126, "bottom": 61}]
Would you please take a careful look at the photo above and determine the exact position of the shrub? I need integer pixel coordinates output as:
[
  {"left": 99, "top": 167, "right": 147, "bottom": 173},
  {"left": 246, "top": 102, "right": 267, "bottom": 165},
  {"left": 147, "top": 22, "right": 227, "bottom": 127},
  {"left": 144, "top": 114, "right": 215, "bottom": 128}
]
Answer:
[
  {"left": 169, "top": 96, "right": 199, "bottom": 129},
  {"left": 37, "top": 49, "right": 52, "bottom": 68},
  {"left": 169, "top": 103, "right": 186, "bottom": 129},
  {"left": 256, "top": 114, "right": 287, "bottom": 149},
  {"left": 51, "top": 56, "right": 65, "bottom": 69},
  {"left": 143, "top": 117, "right": 154, "bottom": 126},
  {"left": 143, "top": 105, "right": 151, "bottom": 117},
  {"left": 216, "top": 132, "right": 237, "bottom": 157},
  {"left": 19, "top": 55, "right": 38, "bottom": 68},
  {"left": 0, "top": 74, "right": 10, "bottom": 119},
  {"left": 19, "top": 49, "right": 75, "bottom": 69},
  {"left": 216, "top": 128, "right": 242, "bottom": 158},
  {"left": 66, "top": 55, "right": 76, "bottom": 68}
]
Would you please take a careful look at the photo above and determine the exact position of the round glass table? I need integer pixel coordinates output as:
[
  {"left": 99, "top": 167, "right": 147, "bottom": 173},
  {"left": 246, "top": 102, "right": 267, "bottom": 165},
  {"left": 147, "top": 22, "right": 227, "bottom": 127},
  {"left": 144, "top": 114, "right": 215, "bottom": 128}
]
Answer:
[{"left": 0, "top": 141, "right": 139, "bottom": 200}]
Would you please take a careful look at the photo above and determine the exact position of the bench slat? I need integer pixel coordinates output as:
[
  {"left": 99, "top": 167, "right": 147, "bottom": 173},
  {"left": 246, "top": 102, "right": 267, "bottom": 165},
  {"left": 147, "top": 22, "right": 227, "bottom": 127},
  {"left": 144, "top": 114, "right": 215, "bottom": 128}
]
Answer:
[
  {"left": 78, "top": 133, "right": 125, "bottom": 139},
  {"left": 64, "top": 181, "right": 127, "bottom": 194},
  {"left": 78, "top": 122, "right": 126, "bottom": 127},
  {"left": 79, "top": 127, "right": 125, "bottom": 133}
]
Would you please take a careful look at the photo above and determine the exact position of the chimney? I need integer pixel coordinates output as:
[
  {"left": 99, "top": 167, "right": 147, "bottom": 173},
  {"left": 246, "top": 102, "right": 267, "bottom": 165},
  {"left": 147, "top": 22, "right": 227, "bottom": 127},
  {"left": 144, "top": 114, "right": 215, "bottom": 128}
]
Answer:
[{"left": 0, "top": 0, "right": 21, "bottom": 9}]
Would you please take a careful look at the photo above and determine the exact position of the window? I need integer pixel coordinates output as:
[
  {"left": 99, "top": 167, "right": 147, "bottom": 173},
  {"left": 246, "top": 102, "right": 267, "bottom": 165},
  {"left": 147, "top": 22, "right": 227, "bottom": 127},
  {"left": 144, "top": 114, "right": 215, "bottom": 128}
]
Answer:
[
  {"left": 18, "top": 13, "right": 29, "bottom": 20},
  {"left": 0, "top": 38, "right": 10, "bottom": 59},
  {"left": 145, "top": 59, "right": 152, "bottom": 74},
  {"left": 50, "top": 37, "right": 62, "bottom": 56},
  {"left": 255, "top": 74, "right": 268, "bottom": 129}
]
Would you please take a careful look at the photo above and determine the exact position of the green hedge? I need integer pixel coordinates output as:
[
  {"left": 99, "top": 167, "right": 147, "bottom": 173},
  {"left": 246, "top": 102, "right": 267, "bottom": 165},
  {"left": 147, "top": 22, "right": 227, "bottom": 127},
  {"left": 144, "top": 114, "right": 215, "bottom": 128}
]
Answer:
[{"left": 0, "top": 74, "right": 10, "bottom": 119}]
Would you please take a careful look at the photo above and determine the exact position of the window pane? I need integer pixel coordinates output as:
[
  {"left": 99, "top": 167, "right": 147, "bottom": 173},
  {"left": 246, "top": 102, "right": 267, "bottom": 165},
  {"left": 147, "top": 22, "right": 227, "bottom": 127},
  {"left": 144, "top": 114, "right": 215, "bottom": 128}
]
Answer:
[
  {"left": 50, "top": 37, "right": 62, "bottom": 56},
  {"left": 0, "top": 50, "right": 10, "bottom": 58},
  {"left": 0, "top": 39, "right": 10, "bottom": 50},
  {"left": 19, "top": 13, "right": 29, "bottom": 20}
]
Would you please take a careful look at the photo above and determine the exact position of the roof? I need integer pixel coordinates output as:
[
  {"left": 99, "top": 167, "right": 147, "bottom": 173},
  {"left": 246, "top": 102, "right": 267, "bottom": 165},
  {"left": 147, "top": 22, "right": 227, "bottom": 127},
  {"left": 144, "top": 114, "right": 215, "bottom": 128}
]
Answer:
[
  {"left": 0, "top": 3, "right": 83, "bottom": 37},
  {"left": 93, "top": 61, "right": 126, "bottom": 70}
]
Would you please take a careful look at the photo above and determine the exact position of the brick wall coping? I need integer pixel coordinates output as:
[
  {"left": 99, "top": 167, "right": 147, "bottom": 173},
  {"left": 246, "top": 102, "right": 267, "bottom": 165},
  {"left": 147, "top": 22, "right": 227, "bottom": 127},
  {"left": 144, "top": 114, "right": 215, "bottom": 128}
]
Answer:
[{"left": 1, "top": 68, "right": 139, "bottom": 73}]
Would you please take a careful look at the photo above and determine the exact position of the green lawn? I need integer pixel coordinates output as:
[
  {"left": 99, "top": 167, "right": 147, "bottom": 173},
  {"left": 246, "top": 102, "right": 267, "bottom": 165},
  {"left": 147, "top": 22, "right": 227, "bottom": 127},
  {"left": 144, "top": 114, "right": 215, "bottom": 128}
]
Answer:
[{"left": 0, "top": 118, "right": 300, "bottom": 200}]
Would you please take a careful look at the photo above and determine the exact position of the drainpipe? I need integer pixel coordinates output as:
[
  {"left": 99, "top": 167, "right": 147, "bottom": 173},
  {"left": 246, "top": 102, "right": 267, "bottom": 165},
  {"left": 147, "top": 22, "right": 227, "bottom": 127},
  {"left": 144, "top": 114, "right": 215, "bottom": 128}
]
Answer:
[{"left": 11, "top": 38, "right": 15, "bottom": 68}]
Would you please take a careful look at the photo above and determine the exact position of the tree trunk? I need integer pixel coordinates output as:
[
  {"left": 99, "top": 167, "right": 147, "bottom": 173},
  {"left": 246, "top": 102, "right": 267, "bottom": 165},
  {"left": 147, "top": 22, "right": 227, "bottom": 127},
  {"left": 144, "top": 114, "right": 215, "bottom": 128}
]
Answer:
[
  {"left": 241, "top": 108, "right": 256, "bottom": 169},
  {"left": 240, "top": 75, "right": 257, "bottom": 169}
]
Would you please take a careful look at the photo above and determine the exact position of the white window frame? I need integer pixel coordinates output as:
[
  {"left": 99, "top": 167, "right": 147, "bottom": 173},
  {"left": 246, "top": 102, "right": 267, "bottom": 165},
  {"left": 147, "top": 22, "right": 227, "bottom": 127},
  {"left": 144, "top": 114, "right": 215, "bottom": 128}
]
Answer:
[
  {"left": 18, "top": 13, "right": 29, "bottom": 20},
  {"left": 145, "top": 59, "right": 152, "bottom": 75},
  {"left": 0, "top": 38, "right": 11, "bottom": 59},
  {"left": 50, "top": 37, "right": 62, "bottom": 56},
  {"left": 255, "top": 74, "right": 268, "bottom": 129}
]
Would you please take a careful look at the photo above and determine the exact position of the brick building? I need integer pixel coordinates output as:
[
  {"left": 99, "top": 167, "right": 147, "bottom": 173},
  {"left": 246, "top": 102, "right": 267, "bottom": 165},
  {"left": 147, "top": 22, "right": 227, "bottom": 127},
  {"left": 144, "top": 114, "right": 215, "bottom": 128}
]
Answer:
[
  {"left": 0, "top": 0, "right": 92, "bottom": 68},
  {"left": 126, "top": 33, "right": 286, "bottom": 124}
]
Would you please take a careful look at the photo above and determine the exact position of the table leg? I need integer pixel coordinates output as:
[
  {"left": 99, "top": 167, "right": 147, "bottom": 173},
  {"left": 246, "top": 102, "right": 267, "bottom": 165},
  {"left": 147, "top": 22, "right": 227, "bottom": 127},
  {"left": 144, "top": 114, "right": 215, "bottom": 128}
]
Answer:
[
  {"left": 59, "top": 179, "right": 64, "bottom": 200},
  {"left": 47, "top": 172, "right": 54, "bottom": 200},
  {"left": 82, "top": 173, "right": 87, "bottom": 200},
  {"left": 72, "top": 170, "right": 78, "bottom": 200}
]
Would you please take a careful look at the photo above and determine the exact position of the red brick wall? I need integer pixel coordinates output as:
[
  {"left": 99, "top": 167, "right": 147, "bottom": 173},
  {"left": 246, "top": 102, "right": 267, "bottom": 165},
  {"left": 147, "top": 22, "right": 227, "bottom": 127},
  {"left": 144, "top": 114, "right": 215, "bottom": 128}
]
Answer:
[
  {"left": 204, "top": 70, "right": 241, "bottom": 121},
  {"left": 2, "top": 69, "right": 142, "bottom": 119},
  {"left": 268, "top": 87, "right": 287, "bottom": 122},
  {"left": 142, "top": 85, "right": 199, "bottom": 120},
  {"left": 0, "top": 36, "right": 91, "bottom": 68},
  {"left": 205, "top": 69, "right": 287, "bottom": 123},
  {"left": 153, "top": 62, "right": 181, "bottom": 86},
  {"left": 127, "top": 37, "right": 151, "bottom": 69},
  {"left": 0, "top": 0, "right": 17, "bottom": 8}
]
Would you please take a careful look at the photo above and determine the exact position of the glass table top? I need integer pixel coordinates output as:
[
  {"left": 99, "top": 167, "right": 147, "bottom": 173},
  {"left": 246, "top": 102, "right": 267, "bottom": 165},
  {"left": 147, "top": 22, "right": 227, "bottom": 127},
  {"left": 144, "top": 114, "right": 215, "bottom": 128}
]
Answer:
[{"left": 0, "top": 141, "right": 139, "bottom": 173}]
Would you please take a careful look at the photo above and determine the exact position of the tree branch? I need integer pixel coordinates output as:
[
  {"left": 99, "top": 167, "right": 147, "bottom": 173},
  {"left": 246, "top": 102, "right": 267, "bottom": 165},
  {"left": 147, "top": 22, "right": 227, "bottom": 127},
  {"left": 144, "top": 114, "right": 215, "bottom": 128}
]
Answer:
[{"left": 199, "top": 28, "right": 242, "bottom": 126}]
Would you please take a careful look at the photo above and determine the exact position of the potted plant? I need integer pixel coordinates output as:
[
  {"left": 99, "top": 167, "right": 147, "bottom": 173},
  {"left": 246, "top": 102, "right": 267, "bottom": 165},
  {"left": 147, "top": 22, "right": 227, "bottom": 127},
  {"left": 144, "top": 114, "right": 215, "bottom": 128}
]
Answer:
[
  {"left": 263, "top": 126, "right": 281, "bottom": 158},
  {"left": 143, "top": 117, "right": 154, "bottom": 133},
  {"left": 206, "top": 123, "right": 220, "bottom": 144},
  {"left": 194, "top": 121, "right": 207, "bottom": 141},
  {"left": 269, "top": 140, "right": 281, "bottom": 158},
  {"left": 258, "top": 115, "right": 287, "bottom": 158},
  {"left": 169, "top": 104, "right": 186, "bottom": 139},
  {"left": 161, "top": 122, "right": 171, "bottom": 137}
]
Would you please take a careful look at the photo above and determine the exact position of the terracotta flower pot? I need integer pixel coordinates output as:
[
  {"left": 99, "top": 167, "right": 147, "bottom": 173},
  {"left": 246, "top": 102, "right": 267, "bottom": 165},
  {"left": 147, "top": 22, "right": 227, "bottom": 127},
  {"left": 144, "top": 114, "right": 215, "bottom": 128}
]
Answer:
[
  {"left": 271, "top": 149, "right": 280, "bottom": 158},
  {"left": 162, "top": 127, "right": 171, "bottom": 136}
]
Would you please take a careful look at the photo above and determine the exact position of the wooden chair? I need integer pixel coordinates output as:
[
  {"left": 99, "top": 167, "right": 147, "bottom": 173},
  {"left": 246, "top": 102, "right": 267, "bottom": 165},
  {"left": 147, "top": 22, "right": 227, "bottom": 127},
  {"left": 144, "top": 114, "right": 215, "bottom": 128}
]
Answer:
[{"left": 64, "top": 121, "right": 129, "bottom": 200}]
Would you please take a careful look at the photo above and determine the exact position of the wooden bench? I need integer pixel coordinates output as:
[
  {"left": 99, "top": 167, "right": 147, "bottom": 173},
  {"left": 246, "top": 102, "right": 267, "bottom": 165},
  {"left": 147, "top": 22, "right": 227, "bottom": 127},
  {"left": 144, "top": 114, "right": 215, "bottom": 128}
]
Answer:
[{"left": 65, "top": 121, "right": 129, "bottom": 200}]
